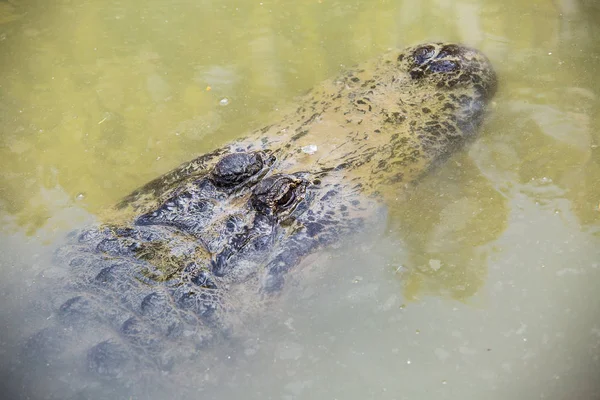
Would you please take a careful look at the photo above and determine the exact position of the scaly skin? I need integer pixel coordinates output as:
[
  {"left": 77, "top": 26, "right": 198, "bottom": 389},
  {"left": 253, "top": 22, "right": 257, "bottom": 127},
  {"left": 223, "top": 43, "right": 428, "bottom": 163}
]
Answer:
[{"left": 22, "top": 42, "right": 496, "bottom": 396}]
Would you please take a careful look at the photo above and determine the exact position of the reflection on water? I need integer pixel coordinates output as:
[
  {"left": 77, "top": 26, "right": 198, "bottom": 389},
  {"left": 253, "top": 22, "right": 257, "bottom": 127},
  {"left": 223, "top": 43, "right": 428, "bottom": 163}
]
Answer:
[{"left": 0, "top": 0, "right": 599, "bottom": 399}]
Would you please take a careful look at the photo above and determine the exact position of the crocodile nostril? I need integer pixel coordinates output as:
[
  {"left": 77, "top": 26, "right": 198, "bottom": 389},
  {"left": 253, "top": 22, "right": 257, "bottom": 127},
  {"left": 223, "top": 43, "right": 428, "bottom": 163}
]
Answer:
[
  {"left": 413, "top": 45, "right": 436, "bottom": 65},
  {"left": 437, "top": 44, "right": 461, "bottom": 59},
  {"left": 428, "top": 60, "right": 459, "bottom": 73}
]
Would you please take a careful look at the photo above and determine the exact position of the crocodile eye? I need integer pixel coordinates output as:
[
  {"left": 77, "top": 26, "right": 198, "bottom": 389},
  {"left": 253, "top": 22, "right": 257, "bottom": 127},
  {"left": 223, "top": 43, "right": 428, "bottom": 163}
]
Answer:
[
  {"left": 277, "top": 186, "right": 297, "bottom": 209},
  {"left": 413, "top": 45, "right": 436, "bottom": 65},
  {"left": 251, "top": 174, "right": 307, "bottom": 216}
]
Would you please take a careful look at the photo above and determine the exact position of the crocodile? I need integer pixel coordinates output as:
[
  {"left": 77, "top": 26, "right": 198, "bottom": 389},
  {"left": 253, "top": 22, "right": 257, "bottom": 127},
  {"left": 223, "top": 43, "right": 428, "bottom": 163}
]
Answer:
[{"left": 19, "top": 42, "right": 496, "bottom": 397}]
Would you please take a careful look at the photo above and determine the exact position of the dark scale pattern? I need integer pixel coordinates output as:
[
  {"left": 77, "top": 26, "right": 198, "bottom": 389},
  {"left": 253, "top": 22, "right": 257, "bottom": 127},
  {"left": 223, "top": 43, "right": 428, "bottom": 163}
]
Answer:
[{"left": 21, "top": 42, "right": 496, "bottom": 397}]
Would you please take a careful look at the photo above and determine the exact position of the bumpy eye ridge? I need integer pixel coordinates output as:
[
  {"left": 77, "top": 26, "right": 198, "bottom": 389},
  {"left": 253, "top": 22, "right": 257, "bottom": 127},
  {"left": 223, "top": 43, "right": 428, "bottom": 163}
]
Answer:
[{"left": 212, "top": 152, "right": 265, "bottom": 188}]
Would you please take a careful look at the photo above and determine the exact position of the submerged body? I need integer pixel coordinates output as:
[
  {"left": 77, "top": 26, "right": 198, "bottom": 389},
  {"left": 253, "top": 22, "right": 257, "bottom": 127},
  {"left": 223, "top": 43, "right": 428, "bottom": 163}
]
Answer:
[{"left": 21, "top": 43, "right": 496, "bottom": 397}]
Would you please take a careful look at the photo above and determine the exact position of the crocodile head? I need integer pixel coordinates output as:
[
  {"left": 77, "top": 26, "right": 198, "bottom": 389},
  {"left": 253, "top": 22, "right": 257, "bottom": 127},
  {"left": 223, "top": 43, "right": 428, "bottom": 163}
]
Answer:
[{"left": 39, "top": 43, "right": 497, "bottom": 386}]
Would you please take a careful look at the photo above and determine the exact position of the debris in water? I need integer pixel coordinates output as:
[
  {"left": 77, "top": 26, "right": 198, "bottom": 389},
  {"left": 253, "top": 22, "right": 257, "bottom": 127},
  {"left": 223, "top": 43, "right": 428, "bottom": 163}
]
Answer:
[
  {"left": 301, "top": 144, "right": 318, "bottom": 155},
  {"left": 429, "top": 259, "right": 442, "bottom": 271},
  {"left": 219, "top": 98, "right": 229, "bottom": 106},
  {"left": 394, "top": 264, "right": 406, "bottom": 274}
]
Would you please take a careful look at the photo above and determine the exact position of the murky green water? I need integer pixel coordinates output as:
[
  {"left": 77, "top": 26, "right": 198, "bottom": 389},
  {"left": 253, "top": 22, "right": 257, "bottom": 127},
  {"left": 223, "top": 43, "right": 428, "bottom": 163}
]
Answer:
[{"left": 1, "top": 0, "right": 599, "bottom": 399}]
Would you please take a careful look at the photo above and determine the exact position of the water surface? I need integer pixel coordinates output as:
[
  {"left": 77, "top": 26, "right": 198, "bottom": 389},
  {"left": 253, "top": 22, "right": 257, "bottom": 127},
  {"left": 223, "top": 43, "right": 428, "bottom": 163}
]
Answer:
[{"left": 1, "top": 0, "right": 599, "bottom": 399}]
